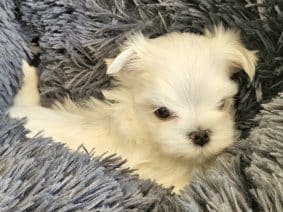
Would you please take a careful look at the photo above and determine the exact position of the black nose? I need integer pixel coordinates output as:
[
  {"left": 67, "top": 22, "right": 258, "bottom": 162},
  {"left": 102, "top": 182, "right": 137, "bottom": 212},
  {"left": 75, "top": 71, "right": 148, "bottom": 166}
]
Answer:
[{"left": 188, "top": 130, "right": 210, "bottom": 146}]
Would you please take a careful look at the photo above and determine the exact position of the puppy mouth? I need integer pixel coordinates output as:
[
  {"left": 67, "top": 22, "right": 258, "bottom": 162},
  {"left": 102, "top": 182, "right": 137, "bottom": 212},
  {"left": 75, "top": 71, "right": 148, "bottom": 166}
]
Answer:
[
  {"left": 190, "top": 150, "right": 219, "bottom": 165},
  {"left": 191, "top": 141, "right": 231, "bottom": 160},
  {"left": 201, "top": 144, "right": 232, "bottom": 159}
]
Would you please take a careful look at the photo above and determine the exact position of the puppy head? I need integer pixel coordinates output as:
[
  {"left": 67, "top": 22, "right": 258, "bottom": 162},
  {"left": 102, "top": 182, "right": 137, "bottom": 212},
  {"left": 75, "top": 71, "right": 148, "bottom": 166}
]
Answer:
[{"left": 106, "top": 26, "right": 257, "bottom": 162}]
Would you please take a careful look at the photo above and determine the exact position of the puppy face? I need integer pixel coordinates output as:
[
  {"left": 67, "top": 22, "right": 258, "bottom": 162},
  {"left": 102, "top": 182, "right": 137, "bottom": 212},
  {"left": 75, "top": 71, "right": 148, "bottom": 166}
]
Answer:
[{"left": 106, "top": 26, "right": 257, "bottom": 162}]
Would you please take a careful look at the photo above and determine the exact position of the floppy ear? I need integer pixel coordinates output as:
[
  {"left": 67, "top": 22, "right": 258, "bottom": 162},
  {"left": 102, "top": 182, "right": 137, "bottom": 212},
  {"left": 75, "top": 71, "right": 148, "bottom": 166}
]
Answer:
[
  {"left": 105, "top": 32, "right": 150, "bottom": 75},
  {"left": 105, "top": 47, "right": 135, "bottom": 75},
  {"left": 226, "top": 44, "right": 257, "bottom": 80},
  {"left": 206, "top": 25, "right": 257, "bottom": 80}
]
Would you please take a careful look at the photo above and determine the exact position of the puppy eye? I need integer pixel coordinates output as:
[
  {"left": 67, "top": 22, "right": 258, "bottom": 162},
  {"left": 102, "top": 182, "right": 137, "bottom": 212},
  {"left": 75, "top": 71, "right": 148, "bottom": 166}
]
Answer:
[
  {"left": 217, "top": 99, "right": 225, "bottom": 110},
  {"left": 154, "top": 107, "right": 171, "bottom": 119}
]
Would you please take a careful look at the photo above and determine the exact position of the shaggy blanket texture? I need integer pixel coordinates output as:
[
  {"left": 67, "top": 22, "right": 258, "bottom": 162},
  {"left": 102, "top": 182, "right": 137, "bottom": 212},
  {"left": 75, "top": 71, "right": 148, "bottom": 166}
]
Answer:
[{"left": 0, "top": 0, "right": 282, "bottom": 211}]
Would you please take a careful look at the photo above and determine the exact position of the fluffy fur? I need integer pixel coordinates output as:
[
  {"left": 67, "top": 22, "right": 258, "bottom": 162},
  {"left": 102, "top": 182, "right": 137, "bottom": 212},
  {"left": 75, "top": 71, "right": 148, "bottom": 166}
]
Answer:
[{"left": 9, "top": 26, "right": 257, "bottom": 193}]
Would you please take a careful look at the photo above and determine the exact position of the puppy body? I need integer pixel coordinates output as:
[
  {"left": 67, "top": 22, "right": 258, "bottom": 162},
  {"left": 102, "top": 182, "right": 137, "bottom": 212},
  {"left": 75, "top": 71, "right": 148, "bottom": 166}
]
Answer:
[
  {"left": 9, "top": 27, "right": 256, "bottom": 192},
  {"left": 10, "top": 63, "right": 193, "bottom": 191}
]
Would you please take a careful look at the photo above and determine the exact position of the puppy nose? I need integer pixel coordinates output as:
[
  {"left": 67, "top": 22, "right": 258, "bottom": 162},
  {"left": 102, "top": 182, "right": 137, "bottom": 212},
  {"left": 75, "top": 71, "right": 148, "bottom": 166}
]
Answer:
[{"left": 188, "top": 130, "right": 210, "bottom": 146}]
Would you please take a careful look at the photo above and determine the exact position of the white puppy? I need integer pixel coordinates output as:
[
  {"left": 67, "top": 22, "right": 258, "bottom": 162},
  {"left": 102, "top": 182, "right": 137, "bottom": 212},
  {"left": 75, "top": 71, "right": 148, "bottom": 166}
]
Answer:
[{"left": 9, "top": 26, "right": 257, "bottom": 193}]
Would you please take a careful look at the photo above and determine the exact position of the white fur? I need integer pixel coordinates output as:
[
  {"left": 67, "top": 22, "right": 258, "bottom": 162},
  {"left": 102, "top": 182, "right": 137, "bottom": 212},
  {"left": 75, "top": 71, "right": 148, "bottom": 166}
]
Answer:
[{"left": 9, "top": 26, "right": 257, "bottom": 193}]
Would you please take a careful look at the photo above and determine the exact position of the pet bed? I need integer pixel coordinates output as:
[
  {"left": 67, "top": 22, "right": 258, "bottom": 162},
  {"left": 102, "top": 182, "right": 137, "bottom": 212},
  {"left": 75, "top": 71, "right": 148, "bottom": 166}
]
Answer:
[{"left": 0, "top": 0, "right": 282, "bottom": 211}]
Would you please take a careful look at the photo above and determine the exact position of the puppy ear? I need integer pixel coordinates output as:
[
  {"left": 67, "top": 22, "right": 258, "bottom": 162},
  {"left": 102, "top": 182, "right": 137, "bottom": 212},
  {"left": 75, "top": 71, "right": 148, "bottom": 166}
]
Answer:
[
  {"left": 104, "top": 58, "right": 114, "bottom": 67},
  {"left": 206, "top": 25, "right": 257, "bottom": 80},
  {"left": 226, "top": 44, "right": 257, "bottom": 80},
  {"left": 105, "top": 32, "right": 150, "bottom": 75},
  {"left": 106, "top": 48, "right": 135, "bottom": 75}
]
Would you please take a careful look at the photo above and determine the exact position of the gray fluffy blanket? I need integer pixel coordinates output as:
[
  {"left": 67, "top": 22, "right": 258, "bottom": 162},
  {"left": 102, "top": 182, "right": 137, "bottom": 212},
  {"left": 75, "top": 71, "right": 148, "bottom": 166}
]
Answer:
[{"left": 0, "top": 0, "right": 282, "bottom": 211}]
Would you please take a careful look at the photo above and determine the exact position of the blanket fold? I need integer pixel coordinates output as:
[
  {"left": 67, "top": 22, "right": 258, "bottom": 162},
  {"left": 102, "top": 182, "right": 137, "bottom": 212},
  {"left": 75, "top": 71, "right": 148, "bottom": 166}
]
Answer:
[{"left": 0, "top": 0, "right": 282, "bottom": 211}]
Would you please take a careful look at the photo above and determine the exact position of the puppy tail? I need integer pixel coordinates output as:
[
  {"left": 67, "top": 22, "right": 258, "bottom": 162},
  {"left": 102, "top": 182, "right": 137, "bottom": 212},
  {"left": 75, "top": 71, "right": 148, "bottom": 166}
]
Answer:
[{"left": 14, "top": 60, "right": 40, "bottom": 106}]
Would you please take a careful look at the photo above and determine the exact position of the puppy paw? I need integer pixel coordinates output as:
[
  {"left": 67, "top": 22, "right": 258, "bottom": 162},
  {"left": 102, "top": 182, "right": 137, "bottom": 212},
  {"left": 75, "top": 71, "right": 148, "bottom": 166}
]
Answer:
[
  {"left": 22, "top": 60, "right": 38, "bottom": 85},
  {"left": 13, "top": 60, "right": 40, "bottom": 106}
]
